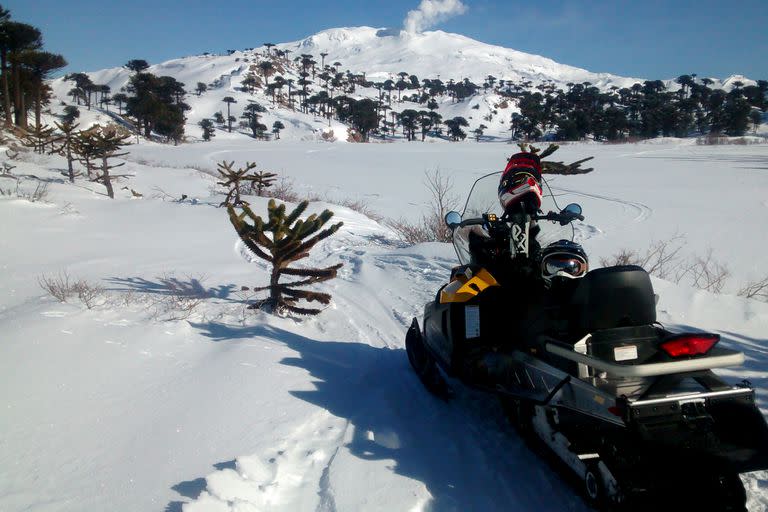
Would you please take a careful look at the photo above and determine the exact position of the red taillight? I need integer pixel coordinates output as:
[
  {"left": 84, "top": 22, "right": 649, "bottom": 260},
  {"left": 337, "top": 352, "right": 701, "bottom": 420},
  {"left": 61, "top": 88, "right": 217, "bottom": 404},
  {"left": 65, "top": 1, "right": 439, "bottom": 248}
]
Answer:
[{"left": 660, "top": 334, "right": 720, "bottom": 357}]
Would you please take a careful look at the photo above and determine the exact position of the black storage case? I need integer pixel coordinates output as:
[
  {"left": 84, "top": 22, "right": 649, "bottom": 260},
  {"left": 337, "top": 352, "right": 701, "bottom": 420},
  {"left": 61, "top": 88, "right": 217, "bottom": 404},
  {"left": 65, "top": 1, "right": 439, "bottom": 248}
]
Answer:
[{"left": 570, "top": 265, "right": 656, "bottom": 333}]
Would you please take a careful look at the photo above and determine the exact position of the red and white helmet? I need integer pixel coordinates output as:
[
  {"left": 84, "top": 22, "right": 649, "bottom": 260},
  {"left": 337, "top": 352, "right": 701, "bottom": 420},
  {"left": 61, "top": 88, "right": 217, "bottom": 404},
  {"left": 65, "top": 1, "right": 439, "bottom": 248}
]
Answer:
[{"left": 498, "top": 152, "right": 543, "bottom": 214}]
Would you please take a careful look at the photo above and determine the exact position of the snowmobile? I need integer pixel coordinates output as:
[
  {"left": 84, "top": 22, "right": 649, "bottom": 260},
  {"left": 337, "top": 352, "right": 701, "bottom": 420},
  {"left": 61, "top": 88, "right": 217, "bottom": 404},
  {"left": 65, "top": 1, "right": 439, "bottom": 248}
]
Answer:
[{"left": 405, "top": 171, "right": 768, "bottom": 510}]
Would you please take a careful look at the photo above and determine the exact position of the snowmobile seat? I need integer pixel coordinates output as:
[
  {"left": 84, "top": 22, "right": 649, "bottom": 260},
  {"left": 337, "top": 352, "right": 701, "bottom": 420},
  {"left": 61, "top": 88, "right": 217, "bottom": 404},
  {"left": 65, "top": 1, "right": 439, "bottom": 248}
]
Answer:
[{"left": 569, "top": 265, "right": 656, "bottom": 334}]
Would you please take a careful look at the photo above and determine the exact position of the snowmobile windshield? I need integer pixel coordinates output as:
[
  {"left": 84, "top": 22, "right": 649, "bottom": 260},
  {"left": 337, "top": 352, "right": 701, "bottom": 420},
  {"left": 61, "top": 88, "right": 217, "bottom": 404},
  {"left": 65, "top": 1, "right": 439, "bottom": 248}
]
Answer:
[{"left": 454, "top": 172, "right": 574, "bottom": 265}]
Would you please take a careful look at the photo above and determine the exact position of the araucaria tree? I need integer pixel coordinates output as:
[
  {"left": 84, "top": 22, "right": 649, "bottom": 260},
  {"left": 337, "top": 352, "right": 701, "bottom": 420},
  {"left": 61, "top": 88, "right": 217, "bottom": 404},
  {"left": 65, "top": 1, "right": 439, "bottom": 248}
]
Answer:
[
  {"left": 50, "top": 120, "right": 80, "bottom": 182},
  {"left": 251, "top": 170, "right": 277, "bottom": 196},
  {"left": 79, "top": 125, "right": 132, "bottom": 198},
  {"left": 216, "top": 160, "right": 258, "bottom": 206},
  {"left": 227, "top": 199, "right": 343, "bottom": 315}
]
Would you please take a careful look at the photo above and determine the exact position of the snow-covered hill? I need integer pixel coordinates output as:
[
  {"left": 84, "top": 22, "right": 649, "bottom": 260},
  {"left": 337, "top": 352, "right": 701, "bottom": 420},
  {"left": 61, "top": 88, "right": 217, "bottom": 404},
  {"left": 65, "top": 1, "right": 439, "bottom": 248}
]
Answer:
[
  {"left": 1, "top": 136, "right": 768, "bottom": 511},
  {"left": 47, "top": 26, "right": 758, "bottom": 143}
]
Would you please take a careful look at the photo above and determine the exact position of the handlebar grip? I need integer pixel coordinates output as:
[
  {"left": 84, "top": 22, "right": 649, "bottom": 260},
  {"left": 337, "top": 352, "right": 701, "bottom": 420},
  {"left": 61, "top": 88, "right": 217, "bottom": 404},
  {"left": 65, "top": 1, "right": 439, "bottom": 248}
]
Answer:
[{"left": 458, "top": 218, "right": 486, "bottom": 228}]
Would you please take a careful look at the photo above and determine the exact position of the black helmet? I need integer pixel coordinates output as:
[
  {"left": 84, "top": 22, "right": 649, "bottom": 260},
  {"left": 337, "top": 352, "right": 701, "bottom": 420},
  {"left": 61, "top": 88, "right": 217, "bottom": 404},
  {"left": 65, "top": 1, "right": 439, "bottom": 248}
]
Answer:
[{"left": 541, "top": 239, "right": 588, "bottom": 285}]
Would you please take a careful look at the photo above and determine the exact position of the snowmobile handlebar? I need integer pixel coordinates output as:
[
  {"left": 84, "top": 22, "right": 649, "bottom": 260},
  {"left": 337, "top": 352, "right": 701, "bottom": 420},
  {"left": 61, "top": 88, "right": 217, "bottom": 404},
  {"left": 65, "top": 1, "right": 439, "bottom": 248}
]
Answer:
[{"left": 533, "top": 210, "right": 585, "bottom": 225}]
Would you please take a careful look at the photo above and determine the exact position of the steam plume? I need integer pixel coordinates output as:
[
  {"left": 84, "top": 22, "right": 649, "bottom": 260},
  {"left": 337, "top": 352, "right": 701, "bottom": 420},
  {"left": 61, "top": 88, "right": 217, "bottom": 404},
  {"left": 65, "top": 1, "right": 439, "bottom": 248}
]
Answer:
[{"left": 403, "top": 0, "right": 468, "bottom": 34}]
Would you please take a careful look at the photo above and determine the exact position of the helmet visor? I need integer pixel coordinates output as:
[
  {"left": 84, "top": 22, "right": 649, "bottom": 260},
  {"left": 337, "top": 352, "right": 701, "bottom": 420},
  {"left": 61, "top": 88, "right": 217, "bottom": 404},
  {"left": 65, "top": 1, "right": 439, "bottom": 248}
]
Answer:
[{"left": 544, "top": 256, "right": 586, "bottom": 278}]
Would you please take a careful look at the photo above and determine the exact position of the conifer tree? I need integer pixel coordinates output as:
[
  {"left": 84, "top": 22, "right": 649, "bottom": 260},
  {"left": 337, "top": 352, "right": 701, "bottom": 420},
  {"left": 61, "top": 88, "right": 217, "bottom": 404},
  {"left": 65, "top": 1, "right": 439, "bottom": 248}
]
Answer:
[
  {"left": 78, "top": 125, "right": 132, "bottom": 198},
  {"left": 49, "top": 120, "right": 80, "bottom": 182},
  {"left": 216, "top": 160, "right": 258, "bottom": 206},
  {"left": 198, "top": 118, "right": 215, "bottom": 141},
  {"left": 227, "top": 199, "right": 343, "bottom": 315},
  {"left": 20, "top": 123, "right": 53, "bottom": 153},
  {"left": 222, "top": 96, "right": 236, "bottom": 132},
  {"left": 251, "top": 170, "right": 277, "bottom": 196},
  {"left": 272, "top": 120, "right": 285, "bottom": 139}
]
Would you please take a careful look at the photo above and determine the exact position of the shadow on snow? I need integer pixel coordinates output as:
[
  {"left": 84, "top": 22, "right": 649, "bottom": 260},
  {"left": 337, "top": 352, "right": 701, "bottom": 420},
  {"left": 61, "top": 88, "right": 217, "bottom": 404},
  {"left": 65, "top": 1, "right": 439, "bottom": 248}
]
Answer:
[{"left": 167, "top": 322, "right": 586, "bottom": 512}]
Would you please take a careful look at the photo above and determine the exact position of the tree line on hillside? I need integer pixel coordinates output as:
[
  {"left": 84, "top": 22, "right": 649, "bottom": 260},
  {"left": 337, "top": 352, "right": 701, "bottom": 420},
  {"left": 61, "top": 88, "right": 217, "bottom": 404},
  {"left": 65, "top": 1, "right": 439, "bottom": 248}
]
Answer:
[
  {"left": 508, "top": 77, "right": 767, "bottom": 141},
  {"left": 0, "top": 4, "right": 67, "bottom": 132}
]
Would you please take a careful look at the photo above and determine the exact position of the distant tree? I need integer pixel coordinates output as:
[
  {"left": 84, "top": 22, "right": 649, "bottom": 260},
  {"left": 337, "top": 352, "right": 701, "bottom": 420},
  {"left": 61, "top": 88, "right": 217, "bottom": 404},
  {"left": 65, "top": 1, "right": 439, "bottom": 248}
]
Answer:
[
  {"left": 61, "top": 105, "right": 80, "bottom": 124},
  {"left": 18, "top": 50, "right": 67, "bottom": 128},
  {"left": 64, "top": 72, "right": 95, "bottom": 109},
  {"left": 79, "top": 125, "right": 132, "bottom": 199},
  {"left": 213, "top": 111, "right": 225, "bottom": 124},
  {"left": 125, "top": 59, "right": 149, "bottom": 73},
  {"left": 445, "top": 116, "right": 469, "bottom": 141},
  {"left": 195, "top": 82, "right": 207, "bottom": 96},
  {"left": 750, "top": 110, "right": 762, "bottom": 133},
  {"left": 216, "top": 160, "right": 258, "bottom": 206},
  {"left": 241, "top": 102, "right": 267, "bottom": 138},
  {"left": 272, "top": 120, "right": 285, "bottom": 139},
  {"left": 263, "top": 43, "right": 275, "bottom": 55},
  {"left": 227, "top": 199, "right": 343, "bottom": 315},
  {"left": 258, "top": 60, "right": 274, "bottom": 87},
  {"left": 222, "top": 96, "right": 237, "bottom": 132},
  {"left": 251, "top": 170, "right": 278, "bottom": 196},
  {"left": 1, "top": 21, "right": 43, "bottom": 128},
  {"left": 49, "top": 120, "right": 80, "bottom": 182},
  {"left": 472, "top": 123, "right": 488, "bottom": 142},
  {"left": 20, "top": 123, "right": 54, "bottom": 153},
  {"left": 399, "top": 109, "right": 419, "bottom": 141},
  {"left": 125, "top": 72, "right": 188, "bottom": 141},
  {"left": 336, "top": 98, "right": 378, "bottom": 141},
  {"left": 198, "top": 118, "right": 215, "bottom": 141},
  {"left": 111, "top": 92, "right": 128, "bottom": 115}
]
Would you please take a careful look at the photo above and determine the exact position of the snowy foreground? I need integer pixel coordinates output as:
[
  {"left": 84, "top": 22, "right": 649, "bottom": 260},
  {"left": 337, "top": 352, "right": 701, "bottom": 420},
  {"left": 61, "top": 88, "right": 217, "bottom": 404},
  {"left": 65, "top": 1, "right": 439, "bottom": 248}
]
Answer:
[{"left": 1, "top": 139, "right": 768, "bottom": 512}]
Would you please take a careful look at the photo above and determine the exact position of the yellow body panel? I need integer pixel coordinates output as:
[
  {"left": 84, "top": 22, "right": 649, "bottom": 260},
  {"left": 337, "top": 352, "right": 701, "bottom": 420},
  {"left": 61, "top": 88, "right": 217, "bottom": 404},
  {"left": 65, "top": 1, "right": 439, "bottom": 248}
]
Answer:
[{"left": 440, "top": 267, "right": 500, "bottom": 303}]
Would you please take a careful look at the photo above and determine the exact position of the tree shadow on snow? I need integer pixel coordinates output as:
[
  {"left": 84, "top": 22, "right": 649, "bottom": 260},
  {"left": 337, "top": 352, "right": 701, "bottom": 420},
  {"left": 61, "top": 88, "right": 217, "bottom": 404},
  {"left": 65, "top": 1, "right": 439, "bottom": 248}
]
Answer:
[
  {"left": 106, "top": 276, "right": 239, "bottom": 302},
  {"left": 166, "top": 459, "right": 236, "bottom": 511},
  {"left": 177, "top": 322, "right": 586, "bottom": 512}
]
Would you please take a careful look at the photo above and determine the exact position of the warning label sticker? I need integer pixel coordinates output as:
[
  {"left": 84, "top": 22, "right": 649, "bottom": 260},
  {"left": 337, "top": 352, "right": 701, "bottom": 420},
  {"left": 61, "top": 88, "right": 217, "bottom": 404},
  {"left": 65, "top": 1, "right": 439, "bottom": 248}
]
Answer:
[
  {"left": 465, "top": 305, "right": 480, "bottom": 339},
  {"left": 614, "top": 345, "right": 638, "bottom": 362}
]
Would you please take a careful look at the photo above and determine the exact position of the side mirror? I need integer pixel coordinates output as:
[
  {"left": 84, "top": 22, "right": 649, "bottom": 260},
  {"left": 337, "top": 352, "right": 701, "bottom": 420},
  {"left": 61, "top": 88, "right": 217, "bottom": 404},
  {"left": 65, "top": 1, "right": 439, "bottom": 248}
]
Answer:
[
  {"left": 562, "top": 203, "right": 582, "bottom": 217},
  {"left": 445, "top": 211, "right": 462, "bottom": 230},
  {"left": 559, "top": 203, "right": 584, "bottom": 225}
]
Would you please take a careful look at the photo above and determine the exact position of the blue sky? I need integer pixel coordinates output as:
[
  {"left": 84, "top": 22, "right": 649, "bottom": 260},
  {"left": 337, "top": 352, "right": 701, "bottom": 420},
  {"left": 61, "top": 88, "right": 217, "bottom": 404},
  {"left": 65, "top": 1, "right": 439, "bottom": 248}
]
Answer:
[{"left": 6, "top": 0, "right": 767, "bottom": 80}]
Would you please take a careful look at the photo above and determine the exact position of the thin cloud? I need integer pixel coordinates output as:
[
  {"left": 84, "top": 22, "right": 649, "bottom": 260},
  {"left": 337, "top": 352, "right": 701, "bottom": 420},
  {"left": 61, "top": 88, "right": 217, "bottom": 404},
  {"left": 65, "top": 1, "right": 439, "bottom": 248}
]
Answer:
[{"left": 403, "top": 0, "right": 468, "bottom": 34}]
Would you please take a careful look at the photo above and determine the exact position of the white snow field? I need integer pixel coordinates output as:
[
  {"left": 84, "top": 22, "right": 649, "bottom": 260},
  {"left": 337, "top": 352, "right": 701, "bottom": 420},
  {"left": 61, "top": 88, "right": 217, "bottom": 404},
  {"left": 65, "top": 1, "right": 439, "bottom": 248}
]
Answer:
[{"left": 1, "top": 138, "right": 768, "bottom": 512}]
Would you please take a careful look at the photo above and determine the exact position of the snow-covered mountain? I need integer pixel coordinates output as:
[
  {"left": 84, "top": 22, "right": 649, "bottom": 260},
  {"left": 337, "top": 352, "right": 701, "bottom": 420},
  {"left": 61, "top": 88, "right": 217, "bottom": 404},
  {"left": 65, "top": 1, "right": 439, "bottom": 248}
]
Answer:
[
  {"left": 48, "top": 26, "right": 758, "bottom": 143},
  {"left": 279, "top": 26, "right": 643, "bottom": 89}
]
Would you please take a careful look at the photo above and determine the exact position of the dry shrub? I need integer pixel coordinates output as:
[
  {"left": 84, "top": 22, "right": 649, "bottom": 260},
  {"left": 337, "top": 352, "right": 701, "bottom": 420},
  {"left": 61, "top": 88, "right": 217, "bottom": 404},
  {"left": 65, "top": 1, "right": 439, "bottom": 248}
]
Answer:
[
  {"left": 268, "top": 177, "right": 301, "bottom": 203},
  {"left": 0, "top": 182, "right": 49, "bottom": 202},
  {"left": 738, "top": 276, "right": 768, "bottom": 302},
  {"left": 600, "top": 236, "right": 730, "bottom": 293},
  {"left": 38, "top": 271, "right": 105, "bottom": 309},
  {"left": 146, "top": 274, "right": 209, "bottom": 321},
  {"left": 321, "top": 130, "right": 337, "bottom": 142},
  {"left": 676, "top": 250, "right": 730, "bottom": 293},
  {"left": 330, "top": 196, "right": 383, "bottom": 222},
  {"left": 600, "top": 235, "right": 684, "bottom": 280},
  {"left": 387, "top": 169, "right": 458, "bottom": 244}
]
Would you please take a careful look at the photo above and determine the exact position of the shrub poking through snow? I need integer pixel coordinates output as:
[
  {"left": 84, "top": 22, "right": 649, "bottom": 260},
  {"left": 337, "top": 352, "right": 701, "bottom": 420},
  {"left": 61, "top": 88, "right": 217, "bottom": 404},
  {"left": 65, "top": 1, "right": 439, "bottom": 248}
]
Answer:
[{"left": 227, "top": 199, "right": 343, "bottom": 315}]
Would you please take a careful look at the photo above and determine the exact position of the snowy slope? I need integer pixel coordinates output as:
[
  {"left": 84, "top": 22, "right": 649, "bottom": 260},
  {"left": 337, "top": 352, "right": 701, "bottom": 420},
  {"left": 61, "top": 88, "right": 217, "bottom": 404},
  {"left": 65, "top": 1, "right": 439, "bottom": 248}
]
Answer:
[
  {"left": 46, "top": 26, "right": 758, "bottom": 144},
  {"left": 1, "top": 138, "right": 768, "bottom": 512}
]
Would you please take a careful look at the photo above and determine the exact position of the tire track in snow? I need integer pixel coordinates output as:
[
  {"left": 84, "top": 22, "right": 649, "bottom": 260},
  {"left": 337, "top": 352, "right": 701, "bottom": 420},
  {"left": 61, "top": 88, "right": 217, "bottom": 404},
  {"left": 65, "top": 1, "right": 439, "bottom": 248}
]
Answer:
[{"left": 552, "top": 185, "right": 652, "bottom": 224}]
